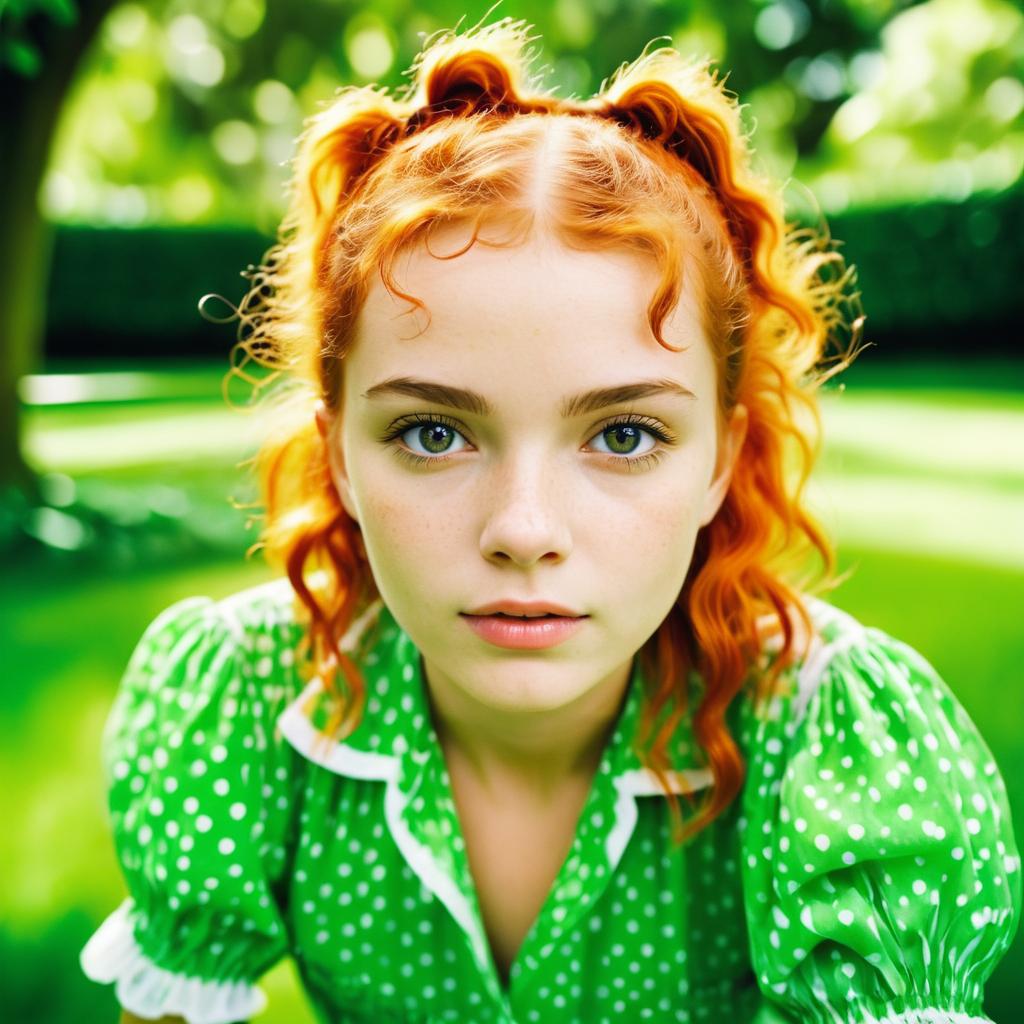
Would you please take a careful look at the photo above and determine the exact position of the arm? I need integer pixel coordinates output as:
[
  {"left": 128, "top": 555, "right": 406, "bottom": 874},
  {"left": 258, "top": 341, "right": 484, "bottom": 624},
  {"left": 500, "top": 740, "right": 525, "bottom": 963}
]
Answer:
[{"left": 81, "top": 598, "right": 287, "bottom": 1024}]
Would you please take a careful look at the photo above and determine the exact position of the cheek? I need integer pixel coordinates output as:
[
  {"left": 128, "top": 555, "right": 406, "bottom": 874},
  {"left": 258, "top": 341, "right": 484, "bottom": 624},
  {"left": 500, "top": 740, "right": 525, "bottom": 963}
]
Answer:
[
  {"left": 352, "top": 476, "right": 453, "bottom": 567},
  {"left": 594, "top": 457, "right": 710, "bottom": 539},
  {"left": 587, "top": 471, "right": 709, "bottom": 588},
  {"left": 632, "top": 503, "right": 704, "bottom": 577}
]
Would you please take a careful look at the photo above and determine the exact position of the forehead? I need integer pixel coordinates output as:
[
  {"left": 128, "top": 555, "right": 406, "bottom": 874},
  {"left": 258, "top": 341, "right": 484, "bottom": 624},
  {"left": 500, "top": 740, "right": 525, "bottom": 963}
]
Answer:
[{"left": 345, "top": 224, "right": 716, "bottom": 406}]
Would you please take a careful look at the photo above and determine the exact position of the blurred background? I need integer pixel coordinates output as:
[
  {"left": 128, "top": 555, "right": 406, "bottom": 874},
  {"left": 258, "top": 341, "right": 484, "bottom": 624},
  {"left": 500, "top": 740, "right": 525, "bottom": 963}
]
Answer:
[{"left": 1, "top": 0, "right": 1021, "bottom": 1020}]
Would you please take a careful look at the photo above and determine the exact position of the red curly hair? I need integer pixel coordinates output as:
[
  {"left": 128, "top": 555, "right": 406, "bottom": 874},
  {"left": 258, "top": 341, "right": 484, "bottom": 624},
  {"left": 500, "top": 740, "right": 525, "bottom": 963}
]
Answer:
[{"left": 226, "top": 15, "right": 861, "bottom": 847}]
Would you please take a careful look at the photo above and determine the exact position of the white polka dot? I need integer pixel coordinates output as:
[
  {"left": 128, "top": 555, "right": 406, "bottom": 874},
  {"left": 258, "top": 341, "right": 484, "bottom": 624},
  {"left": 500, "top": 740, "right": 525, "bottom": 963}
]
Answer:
[
  {"left": 218, "top": 838, "right": 235, "bottom": 855},
  {"left": 229, "top": 802, "right": 246, "bottom": 820},
  {"left": 196, "top": 815, "right": 213, "bottom": 832},
  {"left": 837, "top": 909, "right": 854, "bottom": 926},
  {"left": 814, "top": 834, "right": 830, "bottom": 852}
]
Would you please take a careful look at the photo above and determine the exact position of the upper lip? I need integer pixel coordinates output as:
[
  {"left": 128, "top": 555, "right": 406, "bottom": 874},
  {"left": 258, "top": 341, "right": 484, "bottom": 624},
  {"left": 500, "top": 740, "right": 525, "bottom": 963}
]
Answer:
[{"left": 462, "top": 599, "right": 586, "bottom": 618}]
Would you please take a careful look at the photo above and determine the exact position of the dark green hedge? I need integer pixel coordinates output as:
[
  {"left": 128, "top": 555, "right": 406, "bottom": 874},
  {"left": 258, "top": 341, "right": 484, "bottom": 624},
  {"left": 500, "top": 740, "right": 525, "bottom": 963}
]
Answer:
[{"left": 44, "top": 182, "right": 1023, "bottom": 361}]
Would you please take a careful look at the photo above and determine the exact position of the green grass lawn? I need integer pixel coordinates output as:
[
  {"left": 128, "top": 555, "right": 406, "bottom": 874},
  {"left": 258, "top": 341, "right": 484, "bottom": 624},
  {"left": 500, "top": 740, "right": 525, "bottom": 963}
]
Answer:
[{"left": 6, "top": 361, "right": 1023, "bottom": 1022}]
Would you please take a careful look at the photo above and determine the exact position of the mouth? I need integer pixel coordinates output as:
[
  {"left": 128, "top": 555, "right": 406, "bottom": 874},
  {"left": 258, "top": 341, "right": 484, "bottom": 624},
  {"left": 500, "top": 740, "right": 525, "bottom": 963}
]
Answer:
[
  {"left": 467, "top": 612, "right": 573, "bottom": 619},
  {"left": 460, "top": 612, "right": 587, "bottom": 620},
  {"left": 459, "top": 611, "right": 588, "bottom": 650}
]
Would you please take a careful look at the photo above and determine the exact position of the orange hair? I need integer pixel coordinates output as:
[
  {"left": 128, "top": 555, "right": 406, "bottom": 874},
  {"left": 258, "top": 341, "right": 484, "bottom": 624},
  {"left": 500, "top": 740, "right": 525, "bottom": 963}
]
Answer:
[{"left": 226, "top": 15, "right": 862, "bottom": 847}]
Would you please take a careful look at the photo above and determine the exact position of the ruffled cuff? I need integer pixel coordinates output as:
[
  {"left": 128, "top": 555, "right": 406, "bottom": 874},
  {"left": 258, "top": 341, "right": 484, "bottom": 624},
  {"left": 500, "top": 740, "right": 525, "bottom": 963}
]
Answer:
[
  {"left": 857, "top": 1013, "right": 993, "bottom": 1024},
  {"left": 80, "top": 899, "right": 268, "bottom": 1024}
]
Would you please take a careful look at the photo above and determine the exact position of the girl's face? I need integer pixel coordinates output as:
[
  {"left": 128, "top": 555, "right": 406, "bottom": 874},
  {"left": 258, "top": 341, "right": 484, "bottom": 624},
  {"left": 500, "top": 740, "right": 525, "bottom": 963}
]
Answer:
[{"left": 320, "top": 223, "right": 746, "bottom": 718}]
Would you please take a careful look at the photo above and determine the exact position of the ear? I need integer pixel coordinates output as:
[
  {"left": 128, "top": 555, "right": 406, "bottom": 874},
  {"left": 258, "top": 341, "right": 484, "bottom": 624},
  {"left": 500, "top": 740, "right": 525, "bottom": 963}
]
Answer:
[
  {"left": 699, "top": 402, "right": 748, "bottom": 528},
  {"left": 315, "top": 400, "right": 360, "bottom": 525}
]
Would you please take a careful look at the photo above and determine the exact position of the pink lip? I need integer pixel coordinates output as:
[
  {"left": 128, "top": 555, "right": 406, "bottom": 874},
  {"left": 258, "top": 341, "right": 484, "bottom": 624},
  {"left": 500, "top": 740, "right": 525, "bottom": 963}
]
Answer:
[{"left": 460, "top": 613, "right": 587, "bottom": 650}]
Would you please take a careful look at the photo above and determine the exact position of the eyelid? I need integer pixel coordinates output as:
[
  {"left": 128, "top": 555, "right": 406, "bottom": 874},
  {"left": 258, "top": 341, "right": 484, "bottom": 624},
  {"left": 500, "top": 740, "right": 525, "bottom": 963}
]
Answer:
[
  {"left": 379, "top": 411, "right": 678, "bottom": 476},
  {"left": 381, "top": 409, "right": 677, "bottom": 443}
]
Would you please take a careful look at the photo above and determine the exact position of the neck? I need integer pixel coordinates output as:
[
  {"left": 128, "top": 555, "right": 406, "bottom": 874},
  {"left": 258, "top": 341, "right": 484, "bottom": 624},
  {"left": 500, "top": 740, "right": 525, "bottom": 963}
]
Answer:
[{"left": 422, "top": 655, "right": 634, "bottom": 804}]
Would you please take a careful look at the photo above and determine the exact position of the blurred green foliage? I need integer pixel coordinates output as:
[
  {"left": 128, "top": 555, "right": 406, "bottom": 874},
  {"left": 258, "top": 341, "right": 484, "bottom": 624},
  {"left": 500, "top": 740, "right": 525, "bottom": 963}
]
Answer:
[
  {"left": 35, "top": 178, "right": 1024, "bottom": 364},
  {"left": 0, "top": 0, "right": 80, "bottom": 77},
  {"left": 34, "top": 0, "right": 1023, "bottom": 231}
]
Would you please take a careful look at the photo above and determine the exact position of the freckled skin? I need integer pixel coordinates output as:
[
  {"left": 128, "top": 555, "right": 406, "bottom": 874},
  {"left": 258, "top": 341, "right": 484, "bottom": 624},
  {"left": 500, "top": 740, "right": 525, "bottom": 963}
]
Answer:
[{"left": 319, "top": 224, "right": 747, "bottom": 797}]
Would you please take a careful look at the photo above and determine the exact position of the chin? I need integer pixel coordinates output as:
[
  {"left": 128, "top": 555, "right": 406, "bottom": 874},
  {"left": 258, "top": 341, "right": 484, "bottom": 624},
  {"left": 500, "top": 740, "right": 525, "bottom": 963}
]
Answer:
[{"left": 477, "top": 678, "right": 588, "bottom": 710}]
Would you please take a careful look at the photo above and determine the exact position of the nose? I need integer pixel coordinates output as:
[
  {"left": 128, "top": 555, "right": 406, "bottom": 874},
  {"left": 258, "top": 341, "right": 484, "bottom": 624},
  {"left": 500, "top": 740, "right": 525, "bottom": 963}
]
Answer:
[{"left": 477, "top": 453, "right": 573, "bottom": 568}]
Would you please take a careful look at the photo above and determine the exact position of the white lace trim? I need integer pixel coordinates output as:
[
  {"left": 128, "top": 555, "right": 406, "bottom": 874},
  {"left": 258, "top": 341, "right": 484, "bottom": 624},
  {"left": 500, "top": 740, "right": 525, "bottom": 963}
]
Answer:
[
  {"left": 855, "top": 1011, "right": 993, "bottom": 1024},
  {"left": 80, "top": 899, "right": 268, "bottom": 1024}
]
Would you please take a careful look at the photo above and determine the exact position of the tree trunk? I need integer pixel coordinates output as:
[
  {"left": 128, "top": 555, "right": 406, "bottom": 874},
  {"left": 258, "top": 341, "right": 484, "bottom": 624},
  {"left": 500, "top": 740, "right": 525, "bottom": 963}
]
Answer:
[{"left": 0, "top": 0, "right": 118, "bottom": 496}]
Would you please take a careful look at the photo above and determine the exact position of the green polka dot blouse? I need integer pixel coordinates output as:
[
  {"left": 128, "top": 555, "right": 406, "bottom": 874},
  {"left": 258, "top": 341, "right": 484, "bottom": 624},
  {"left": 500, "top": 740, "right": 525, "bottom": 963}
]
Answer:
[{"left": 80, "top": 578, "right": 1021, "bottom": 1024}]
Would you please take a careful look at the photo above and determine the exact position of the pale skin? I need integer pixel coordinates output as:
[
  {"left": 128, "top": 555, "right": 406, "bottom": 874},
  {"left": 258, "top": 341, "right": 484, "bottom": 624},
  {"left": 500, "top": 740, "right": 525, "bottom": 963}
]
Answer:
[
  {"left": 116, "top": 223, "right": 747, "bottom": 1016},
  {"left": 320, "top": 222, "right": 747, "bottom": 983}
]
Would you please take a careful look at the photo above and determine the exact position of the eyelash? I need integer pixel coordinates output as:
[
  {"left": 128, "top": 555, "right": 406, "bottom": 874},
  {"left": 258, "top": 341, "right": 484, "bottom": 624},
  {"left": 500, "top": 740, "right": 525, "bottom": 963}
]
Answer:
[{"left": 379, "top": 412, "right": 676, "bottom": 472}]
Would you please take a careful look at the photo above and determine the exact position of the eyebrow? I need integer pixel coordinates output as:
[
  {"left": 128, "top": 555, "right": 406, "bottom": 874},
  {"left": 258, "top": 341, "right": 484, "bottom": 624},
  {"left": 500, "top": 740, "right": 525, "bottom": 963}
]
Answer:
[{"left": 361, "top": 376, "right": 697, "bottom": 418}]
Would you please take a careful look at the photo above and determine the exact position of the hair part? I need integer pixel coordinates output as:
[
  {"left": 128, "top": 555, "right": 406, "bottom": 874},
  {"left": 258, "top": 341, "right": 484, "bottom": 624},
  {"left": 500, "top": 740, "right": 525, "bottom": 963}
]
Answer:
[{"left": 226, "top": 15, "right": 862, "bottom": 848}]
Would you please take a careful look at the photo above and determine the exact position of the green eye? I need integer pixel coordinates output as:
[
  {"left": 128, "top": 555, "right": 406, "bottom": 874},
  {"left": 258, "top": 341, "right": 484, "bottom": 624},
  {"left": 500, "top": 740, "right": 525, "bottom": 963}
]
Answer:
[
  {"left": 389, "top": 416, "right": 470, "bottom": 458},
  {"left": 598, "top": 424, "right": 650, "bottom": 456},
  {"left": 409, "top": 423, "right": 463, "bottom": 455},
  {"left": 382, "top": 411, "right": 674, "bottom": 471}
]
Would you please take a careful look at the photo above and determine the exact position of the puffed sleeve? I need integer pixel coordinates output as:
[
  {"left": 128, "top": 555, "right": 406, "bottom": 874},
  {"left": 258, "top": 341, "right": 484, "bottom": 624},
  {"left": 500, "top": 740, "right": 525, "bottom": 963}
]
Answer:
[
  {"left": 80, "top": 594, "right": 301, "bottom": 1024},
  {"left": 740, "top": 614, "right": 1022, "bottom": 1024}
]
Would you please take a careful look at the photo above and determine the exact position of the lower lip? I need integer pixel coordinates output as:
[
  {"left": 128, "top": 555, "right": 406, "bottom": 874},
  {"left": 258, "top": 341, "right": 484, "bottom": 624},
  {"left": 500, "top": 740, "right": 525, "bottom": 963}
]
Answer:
[{"left": 461, "top": 614, "right": 587, "bottom": 650}]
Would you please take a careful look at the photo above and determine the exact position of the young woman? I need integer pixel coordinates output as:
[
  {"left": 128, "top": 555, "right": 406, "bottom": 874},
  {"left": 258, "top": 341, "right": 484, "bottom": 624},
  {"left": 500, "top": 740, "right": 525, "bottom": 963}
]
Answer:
[{"left": 80, "top": 15, "right": 1020, "bottom": 1024}]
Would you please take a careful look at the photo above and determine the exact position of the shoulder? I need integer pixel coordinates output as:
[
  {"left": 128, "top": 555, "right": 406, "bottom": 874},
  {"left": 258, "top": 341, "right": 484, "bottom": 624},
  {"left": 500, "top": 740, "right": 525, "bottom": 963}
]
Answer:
[
  {"left": 742, "top": 594, "right": 1007, "bottom": 797},
  {"left": 104, "top": 576, "right": 309, "bottom": 788},
  {"left": 216, "top": 574, "right": 305, "bottom": 635},
  {"left": 738, "top": 603, "right": 1022, "bottom": 1022},
  {"left": 750, "top": 594, "right": 919, "bottom": 731},
  {"left": 83, "top": 579, "right": 305, "bottom": 1020},
  {"left": 122, "top": 576, "right": 304, "bottom": 689},
  {"left": 741, "top": 595, "right": 1010, "bottom": 815}
]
